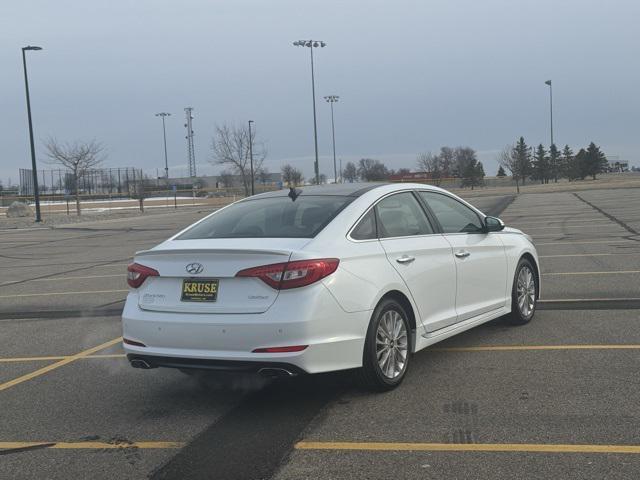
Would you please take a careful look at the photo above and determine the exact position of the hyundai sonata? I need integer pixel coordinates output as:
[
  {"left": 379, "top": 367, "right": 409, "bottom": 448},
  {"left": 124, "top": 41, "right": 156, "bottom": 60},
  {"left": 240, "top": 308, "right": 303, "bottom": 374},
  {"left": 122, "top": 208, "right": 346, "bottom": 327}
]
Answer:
[{"left": 122, "top": 183, "right": 539, "bottom": 390}]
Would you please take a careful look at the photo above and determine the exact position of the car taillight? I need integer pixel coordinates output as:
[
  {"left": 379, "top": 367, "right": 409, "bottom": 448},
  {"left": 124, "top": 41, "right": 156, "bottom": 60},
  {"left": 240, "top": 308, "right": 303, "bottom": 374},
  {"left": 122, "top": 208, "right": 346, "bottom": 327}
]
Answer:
[
  {"left": 236, "top": 258, "right": 339, "bottom": 290},
  {"left": 127, "top": 263, "right": 159, "bottom": 288}
]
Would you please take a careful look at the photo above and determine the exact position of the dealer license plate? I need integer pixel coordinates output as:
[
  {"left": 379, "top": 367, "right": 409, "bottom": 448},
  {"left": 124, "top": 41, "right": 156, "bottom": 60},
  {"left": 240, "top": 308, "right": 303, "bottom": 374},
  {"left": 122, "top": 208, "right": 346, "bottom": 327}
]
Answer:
[{"left": 181, "top": 279, "right": 219, "bottom": 302}]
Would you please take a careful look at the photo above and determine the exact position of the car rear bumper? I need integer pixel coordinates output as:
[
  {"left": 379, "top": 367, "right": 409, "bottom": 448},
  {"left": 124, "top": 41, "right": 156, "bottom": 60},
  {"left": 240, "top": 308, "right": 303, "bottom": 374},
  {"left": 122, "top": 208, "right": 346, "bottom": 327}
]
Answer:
[
  {"left": 126, "top": 353, "right": 307, "bottom": 375},
  {"left": 121, "top": 285, "right": 371, "bottom": 374}
]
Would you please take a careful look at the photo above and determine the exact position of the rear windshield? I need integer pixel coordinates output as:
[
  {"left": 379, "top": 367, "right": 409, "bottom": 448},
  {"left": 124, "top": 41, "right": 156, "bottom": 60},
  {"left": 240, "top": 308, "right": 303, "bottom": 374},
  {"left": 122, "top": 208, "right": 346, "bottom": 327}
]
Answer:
[{"left": 177, "top": 195, "right": 354, "bottom": 239}]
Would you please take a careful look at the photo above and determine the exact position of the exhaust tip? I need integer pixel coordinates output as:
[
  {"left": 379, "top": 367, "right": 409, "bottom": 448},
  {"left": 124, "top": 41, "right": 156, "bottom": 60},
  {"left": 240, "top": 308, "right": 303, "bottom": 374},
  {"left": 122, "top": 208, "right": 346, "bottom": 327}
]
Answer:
[
  {"left": 130, "top": 359, "right": 153, "bottom": 369},
  {"left": 258, "top": 367, "right": 296, "bottom": 378}
]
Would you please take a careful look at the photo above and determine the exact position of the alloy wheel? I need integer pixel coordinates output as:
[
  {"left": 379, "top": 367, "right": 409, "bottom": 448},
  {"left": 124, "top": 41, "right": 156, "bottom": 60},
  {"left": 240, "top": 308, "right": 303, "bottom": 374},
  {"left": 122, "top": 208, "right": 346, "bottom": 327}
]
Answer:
[
  {"left": 516, "top": 266, "right": 536, "bottom": 317},
  {"left": 375, "top": 310, "right": 408, "bottom": 379}
]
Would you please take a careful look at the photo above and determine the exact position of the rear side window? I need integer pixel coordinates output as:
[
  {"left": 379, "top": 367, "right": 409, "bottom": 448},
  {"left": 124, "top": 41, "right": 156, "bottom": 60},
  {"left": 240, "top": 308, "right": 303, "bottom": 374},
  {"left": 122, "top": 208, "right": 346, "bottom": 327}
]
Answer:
[
  {"left": 178, "top": 195, "right": 354, "bottom": 239},
  {"left": 376, "top": 192, "right": 434, "bottom": 238},
  {"left": 350, "top": 209, "right": 377, "bottom": 240},
  {"left": 418, "top": 191, "right": 483, "bottom": 233}
]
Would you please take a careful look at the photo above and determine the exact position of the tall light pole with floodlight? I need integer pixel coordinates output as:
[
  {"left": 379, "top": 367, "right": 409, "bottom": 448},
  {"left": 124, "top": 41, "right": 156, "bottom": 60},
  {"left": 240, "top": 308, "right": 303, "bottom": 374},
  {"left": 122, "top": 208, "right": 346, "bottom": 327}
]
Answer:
[
  {"left": 545, "top": 79, "right": 554, "bottom": 146},
  {"left": 293, "top": 39, "right": 326, "bottom": 184},
  {"left": 324, "top": 95, "right": 339, "bottom": 183},
  {"left": 22, "top": 45, "right": 43, "bottom": 222},
  {"left": 248, "top": 120, "right": 255, "bottom": 196},
  {"left": 155, "top": 112, "right": 171, "bottom": 179}
]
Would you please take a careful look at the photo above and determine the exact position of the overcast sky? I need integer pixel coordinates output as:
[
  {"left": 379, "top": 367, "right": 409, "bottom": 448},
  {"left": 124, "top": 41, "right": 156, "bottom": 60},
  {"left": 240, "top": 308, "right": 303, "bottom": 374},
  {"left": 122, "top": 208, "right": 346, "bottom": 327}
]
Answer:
[{"left": 2, "top": 0, "right": 639, "bottom": 185}]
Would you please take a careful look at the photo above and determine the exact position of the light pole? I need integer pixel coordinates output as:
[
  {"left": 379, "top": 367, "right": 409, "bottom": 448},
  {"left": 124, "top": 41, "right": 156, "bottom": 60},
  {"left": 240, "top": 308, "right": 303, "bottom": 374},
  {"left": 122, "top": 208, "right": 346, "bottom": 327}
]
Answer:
[
  {"left": 293, "top": 40, "right": 326, "bottom": 184},
  {"left": 324, "top": 95, "right": 339, "bottom": 183},
  {"left": 248, "top": 120, "right": 255, "bottom": 196},
  {"left": 545, "top": 80, "right": 553, "bottom": 146},
  {"left": 22, "top": 45, "right": 43, "bottom": 222},
  {"left": 155, "top": 112, "right": 171, "bottom": 179}
]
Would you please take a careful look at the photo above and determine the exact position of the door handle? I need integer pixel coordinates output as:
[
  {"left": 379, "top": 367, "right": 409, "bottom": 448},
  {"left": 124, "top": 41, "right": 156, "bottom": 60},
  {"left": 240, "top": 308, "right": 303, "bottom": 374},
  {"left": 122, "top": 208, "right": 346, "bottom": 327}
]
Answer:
[
  {"left": 454, "top": 251, "right": 470, "bottom": 258},
  {"left": 396, "top": 255, "right": 415, "bottom": 264}
]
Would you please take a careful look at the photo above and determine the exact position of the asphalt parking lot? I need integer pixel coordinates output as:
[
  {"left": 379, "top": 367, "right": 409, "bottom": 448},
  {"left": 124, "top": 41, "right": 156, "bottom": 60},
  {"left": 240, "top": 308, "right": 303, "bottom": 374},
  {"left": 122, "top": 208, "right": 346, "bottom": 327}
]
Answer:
[{"left": 1, "top": 189, "right": 639, "bottom": 479}]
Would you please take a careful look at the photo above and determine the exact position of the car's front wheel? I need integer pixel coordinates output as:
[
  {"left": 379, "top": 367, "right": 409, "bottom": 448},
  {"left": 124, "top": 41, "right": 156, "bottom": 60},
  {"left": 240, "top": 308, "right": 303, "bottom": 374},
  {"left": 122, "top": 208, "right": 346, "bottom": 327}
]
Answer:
[
  {"left": 507, "top": 257, "right": 538, "bottom": 325},
  {"left": 357, "top": 298, "right": 411, "bottom": 391}
]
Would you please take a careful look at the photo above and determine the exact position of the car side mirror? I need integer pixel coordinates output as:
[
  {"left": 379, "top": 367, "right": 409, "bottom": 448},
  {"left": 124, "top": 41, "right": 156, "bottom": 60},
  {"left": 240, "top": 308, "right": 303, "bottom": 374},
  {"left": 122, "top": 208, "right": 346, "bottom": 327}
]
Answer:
[{"left": 484, "top": 216, "right": 505, "bottom": 232}]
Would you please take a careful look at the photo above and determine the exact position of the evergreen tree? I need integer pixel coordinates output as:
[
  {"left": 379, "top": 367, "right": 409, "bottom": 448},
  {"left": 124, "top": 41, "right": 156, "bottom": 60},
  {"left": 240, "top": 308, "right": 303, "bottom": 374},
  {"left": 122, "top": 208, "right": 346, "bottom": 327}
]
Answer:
[
  {"left": 475, "top": 161, "right": 486, "bottom": 187},
  {"left": 496, "top": 165, "right": 506, "bottom": 177},
  {"left": 584, "top": 142, "right": 607, "bottom": 180},
  {"left": 549, "top": 144, "right": 560, "bottom": 182},
  {"left": 561, "top": 145, "right": 574, "bottom": 180},
  {"left": 513, "top": 137, "right": 532, "bottom": 185},
  {"left": 572, "top": 148, "right": 588, "bottom": 180},
  {"left": 460, "top": 156, "right": 484, "bottom": 190},
  {"left": 453, "top": 147, "right": 477, "bottom": 179},
  {"left": 532, "top": 144, "right": 550, "bottom": 184}
]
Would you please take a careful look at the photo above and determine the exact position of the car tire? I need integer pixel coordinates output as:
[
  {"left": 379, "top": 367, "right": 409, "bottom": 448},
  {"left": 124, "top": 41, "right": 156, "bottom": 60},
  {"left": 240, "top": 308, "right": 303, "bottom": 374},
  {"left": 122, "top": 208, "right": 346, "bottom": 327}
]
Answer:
[
  {"left": 507, "top": 257, "right": 538, "bottom": 325},
  {"left": 356, "top": 298, "right": 411, "bottom": 391}
]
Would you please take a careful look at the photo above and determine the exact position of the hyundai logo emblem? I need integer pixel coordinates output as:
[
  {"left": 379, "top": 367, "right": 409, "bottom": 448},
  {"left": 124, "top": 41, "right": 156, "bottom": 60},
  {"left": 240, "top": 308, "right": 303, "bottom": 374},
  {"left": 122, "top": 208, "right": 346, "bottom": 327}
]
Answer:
[{"left": 185, "top": 262, "right": 204, "bottom": 275}]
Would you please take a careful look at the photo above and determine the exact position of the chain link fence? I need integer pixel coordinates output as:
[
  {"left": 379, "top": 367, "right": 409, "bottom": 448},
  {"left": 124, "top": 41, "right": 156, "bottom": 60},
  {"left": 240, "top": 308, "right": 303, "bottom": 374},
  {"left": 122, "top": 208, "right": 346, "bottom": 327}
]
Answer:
[
  {"left": 18, "top": 167, "right": 146, "bottom": 197},
  {"left": 1, "top": 168, "right": 281, "bottom": 214}
]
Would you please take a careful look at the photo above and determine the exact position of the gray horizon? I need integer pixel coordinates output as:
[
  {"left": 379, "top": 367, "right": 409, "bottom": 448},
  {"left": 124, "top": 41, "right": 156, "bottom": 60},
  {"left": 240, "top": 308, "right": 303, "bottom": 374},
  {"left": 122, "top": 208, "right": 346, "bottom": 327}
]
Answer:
[{"left": 1, "top": 0, "right": 638, "bottom": 185}]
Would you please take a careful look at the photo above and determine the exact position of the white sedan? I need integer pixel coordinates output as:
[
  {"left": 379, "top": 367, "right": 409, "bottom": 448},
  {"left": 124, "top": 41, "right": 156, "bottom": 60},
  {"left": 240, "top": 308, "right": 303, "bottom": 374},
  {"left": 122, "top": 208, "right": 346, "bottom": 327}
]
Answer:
[{"left": 122, "top": 183, "right": 539, "bottom": 390}]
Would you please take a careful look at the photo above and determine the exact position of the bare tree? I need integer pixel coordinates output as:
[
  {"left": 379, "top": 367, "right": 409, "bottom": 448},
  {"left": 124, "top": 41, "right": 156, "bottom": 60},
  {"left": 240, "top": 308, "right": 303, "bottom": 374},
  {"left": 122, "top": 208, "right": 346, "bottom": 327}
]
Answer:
[
  {"left": 210, "top": 124, "right": 266, "bottom": 196},
  {"left": 416, "top": 152, "right": 443, "bottom": 185},
  {"left": 342, "top": 162, "right": 358, "bottom": 182},
  {"left": 281, "top": 164, "right": 303, "bottom": 186},
  {"left": 218, "top": 170, "right": 235, "bottom": 188},
  {"left": 438, "top": 146, "right": 455, "bottom": 177},
  {"left": 498, "top": 145, "right": 520, "bottom": 193},
  {"left": 310, "top": 173, "right": 328, "bottom": 185},
  {"left": 44, "top": 138, "right": 105, "bottom": 215},
  {"left": 357, "top": 158, "right": 388, "bottom": 181}
]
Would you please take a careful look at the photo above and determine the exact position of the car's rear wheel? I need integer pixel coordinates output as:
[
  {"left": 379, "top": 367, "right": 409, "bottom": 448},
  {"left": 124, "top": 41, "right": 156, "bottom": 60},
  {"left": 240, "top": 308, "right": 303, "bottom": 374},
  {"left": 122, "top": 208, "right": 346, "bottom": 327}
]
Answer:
[
  {"left": 356, "top": 298, "right": 411, "bottom": 391},
  {"left": 507, "top": 258, "right": 538, "bottom": 325}
]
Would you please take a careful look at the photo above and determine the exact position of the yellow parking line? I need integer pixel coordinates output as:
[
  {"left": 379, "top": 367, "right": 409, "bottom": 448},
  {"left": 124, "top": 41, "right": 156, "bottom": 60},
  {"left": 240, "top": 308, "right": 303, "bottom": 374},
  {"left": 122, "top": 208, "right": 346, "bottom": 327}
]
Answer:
[
  {"left": 0, "top": 441, "right": 184, "bottom": 450},
  {"left": 83, "top": 354, "right": 126, "bottom": 359},
  {"left": 0, "top": 289, "right": 128, "bottom": 298},
  {"left": 543, "top": 271, "right": 640, "bottom": 276},
  {"left": 295, "top": 441, "right": 640, "bottom": 454},
  {"left": 0, "top": 337, "right": 122, "bottom": 392},
  {"left": 0, "top": 354, "right": 126, "bottom": 363},
  {"left": 432, "top": 345, "right": 640, "bottom": 352}
]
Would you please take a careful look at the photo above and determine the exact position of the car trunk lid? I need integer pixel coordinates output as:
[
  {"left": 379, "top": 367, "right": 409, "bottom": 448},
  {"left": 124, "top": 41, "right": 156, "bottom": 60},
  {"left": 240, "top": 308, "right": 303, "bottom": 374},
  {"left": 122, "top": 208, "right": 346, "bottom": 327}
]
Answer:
[{"left": 133, "top": 238, "right": 309, "bottom": 314}]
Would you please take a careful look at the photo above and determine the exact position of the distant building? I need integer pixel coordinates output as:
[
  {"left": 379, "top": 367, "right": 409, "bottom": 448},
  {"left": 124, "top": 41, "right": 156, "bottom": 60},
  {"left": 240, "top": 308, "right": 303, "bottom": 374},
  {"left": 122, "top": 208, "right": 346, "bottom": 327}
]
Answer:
[
  {"left": 606, "top": 157, "right": 629, "bottom": 172},
  {"left": 168, "top": 173, "right": 283, "bottom": 189},
  {"left": 388, "top": 171, "right": 434, "bottom": 182}
]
